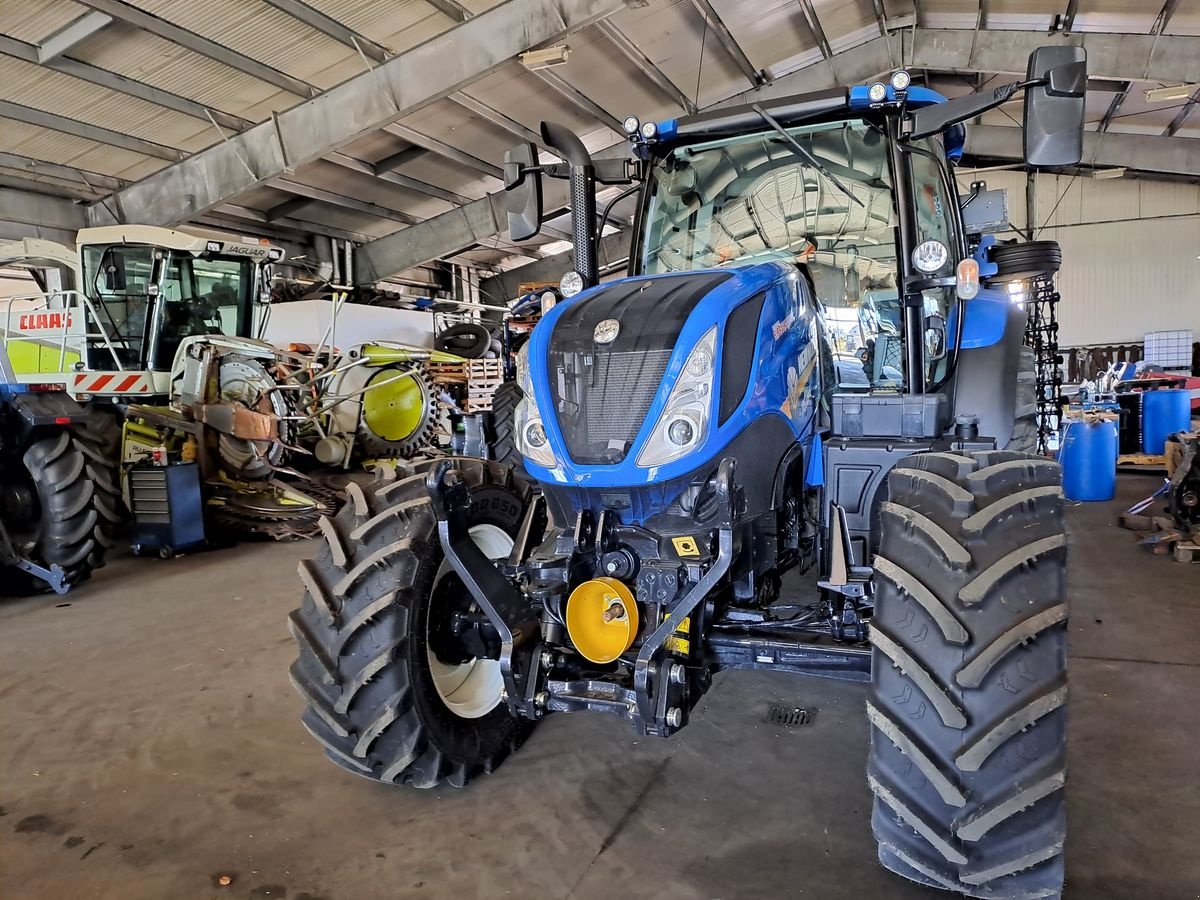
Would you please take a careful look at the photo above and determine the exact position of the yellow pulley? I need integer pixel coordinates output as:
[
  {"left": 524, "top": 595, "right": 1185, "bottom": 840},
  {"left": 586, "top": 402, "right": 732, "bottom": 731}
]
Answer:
[{"left": 566, "top": 577, "right": 640, "bottom": 664}]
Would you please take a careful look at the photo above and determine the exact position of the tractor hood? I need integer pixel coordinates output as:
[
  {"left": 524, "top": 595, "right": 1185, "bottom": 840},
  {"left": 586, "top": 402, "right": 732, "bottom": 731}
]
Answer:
[{"left": 522, "top": 261, "right": 819, "bottom": 499}]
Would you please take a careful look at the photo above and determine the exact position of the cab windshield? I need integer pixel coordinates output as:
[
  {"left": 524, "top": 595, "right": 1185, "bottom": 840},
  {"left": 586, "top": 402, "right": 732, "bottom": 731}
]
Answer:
[
  {"left": 81, "top": 244, "right": 256, "bottom": 370},
  {"left": 639, "top": 120, "right": 958, "bottom": 388}
]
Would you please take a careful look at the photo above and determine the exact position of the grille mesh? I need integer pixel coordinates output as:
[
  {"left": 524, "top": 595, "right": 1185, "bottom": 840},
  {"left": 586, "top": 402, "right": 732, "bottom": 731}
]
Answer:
[{"left": 551, "top": 347, "right": 673, "bottom": 464}]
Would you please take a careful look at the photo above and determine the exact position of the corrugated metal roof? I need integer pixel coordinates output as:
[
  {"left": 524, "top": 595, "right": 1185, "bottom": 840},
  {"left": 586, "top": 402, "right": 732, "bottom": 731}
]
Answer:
[
  {"left": 0, "top": 55, "right": 213, "bottom": 152},
  {"left": 0, "top": 116, "right": 164, "bottom": 180},
  {"left": 0, "top": 0, "right": 86, "bottom": 44},
  {"left": 77, "top": 22, "right": 292, "bottom": 118},
  {"left": 134, "top": 0, "right": 350, "bottom": 87}
]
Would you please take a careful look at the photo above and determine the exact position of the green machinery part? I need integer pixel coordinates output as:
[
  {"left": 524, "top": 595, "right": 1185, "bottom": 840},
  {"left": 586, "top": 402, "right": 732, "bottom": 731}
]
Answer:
[{"left": 356, "top": 366, "right": 434, "bottom": 459}]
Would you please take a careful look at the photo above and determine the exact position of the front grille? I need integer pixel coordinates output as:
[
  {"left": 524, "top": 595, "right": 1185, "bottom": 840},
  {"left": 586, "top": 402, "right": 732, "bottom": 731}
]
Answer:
[{"left": 549, "top": 347, "right": 673, "bottom": 465}]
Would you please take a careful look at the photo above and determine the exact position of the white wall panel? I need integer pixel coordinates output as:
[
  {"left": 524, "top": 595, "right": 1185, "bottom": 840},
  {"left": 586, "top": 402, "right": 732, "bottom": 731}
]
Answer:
[{"left": 955, "top": 169, "right": 1200, "bottom": 347}]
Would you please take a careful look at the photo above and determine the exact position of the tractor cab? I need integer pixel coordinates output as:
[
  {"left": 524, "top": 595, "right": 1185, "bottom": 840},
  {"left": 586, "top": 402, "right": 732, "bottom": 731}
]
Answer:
[
  {"left": 0, "top": 224, "right": 282, "bottom": 400},
  {"left": 76, "top": 225, "right": 282, "bottom": 376}
]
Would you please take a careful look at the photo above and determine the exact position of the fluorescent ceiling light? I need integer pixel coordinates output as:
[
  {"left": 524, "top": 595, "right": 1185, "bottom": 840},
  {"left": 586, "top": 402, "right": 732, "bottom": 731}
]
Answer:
[
  {"left": 1091, "top": 167, "right": 1126, "bottom": 179},
  {"left": 520, "top": 45, "right": 570, "bottom": 70},
  {"left": 1145, "top": 84, "right": 1198, "bottom": 103}
]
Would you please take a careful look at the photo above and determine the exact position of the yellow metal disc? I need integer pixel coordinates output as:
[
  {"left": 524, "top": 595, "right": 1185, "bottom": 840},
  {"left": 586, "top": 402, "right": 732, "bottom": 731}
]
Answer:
[
  {"left": 566, "top": 577, "right": 639, "bottom": 664},
  {"left": 360, "top": 368, "right": 426, "bottom": 442}
]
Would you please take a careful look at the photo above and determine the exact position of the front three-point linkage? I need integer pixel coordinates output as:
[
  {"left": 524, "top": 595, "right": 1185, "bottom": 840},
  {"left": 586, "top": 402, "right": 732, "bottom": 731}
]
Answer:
[{"left": 426, "top": 460, "right": 545, "bottom": 720}]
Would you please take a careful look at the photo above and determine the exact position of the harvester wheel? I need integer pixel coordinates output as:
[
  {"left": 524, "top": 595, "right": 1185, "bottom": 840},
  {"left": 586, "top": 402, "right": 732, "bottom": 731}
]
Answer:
[
  {"left": 1007, "top": 346, "right": 1038, "bottom": 454},
  {"left": 76, "top": 405, "right": 127, "bottom": 563},
  {"left": 488, "top": 381, "right": 522, "bottom": 466},
  {"left": 21, "top": 431, "right": 101, "bottom": 586},
  {"left": 289, "top": 458, "right": 534, "bottom": 788},
  {"left": 868, "top": 450, "right": 1067, "bottom": 899}
]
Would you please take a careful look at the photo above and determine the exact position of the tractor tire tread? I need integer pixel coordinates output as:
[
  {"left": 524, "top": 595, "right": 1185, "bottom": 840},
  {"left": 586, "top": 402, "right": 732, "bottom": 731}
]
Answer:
[
  {"left": 869, "top": 449, "right": 1068, "bottom": 899},
  {"left": 289, "top": 458, "right": 532, "bottom": 789}
]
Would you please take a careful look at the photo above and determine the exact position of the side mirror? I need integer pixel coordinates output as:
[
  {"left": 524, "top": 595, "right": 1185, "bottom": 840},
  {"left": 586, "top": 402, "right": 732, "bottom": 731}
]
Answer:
[
  {"left": 503, "top": 142, "right": 542, "bottom": 242},
  {"left": 1024, "top": 46, "right": 1086, "bottom": 167}
]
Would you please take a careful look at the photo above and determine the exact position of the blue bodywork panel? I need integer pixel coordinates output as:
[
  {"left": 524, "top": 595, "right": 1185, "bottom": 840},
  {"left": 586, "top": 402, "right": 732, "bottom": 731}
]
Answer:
[{"left": 523, "top": 262, "right": 820, "bottom": 520}]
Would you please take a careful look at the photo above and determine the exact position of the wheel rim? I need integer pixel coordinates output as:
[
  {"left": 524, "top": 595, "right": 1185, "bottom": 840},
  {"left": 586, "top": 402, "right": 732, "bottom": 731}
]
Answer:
[{"left": 427, "top": 523, "right": 512, "bottom": 719}]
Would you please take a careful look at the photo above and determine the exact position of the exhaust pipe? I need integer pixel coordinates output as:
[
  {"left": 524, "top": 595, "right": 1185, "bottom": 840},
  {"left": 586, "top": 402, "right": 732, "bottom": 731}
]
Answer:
[{"left": 541, "top": 121, "right": 598, "bottom": 289}]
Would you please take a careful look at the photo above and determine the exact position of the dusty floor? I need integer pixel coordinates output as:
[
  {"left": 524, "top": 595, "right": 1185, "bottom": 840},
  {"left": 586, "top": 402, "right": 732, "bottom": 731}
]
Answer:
[{"left": 1, "top": 472, "right": 1198, "bottom": 900}]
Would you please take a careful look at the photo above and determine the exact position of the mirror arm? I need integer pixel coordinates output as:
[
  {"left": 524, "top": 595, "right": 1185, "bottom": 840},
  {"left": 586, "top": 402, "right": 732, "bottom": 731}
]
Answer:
[{"left": 904, "top": 79, "right": 1037, "bottom": 141}]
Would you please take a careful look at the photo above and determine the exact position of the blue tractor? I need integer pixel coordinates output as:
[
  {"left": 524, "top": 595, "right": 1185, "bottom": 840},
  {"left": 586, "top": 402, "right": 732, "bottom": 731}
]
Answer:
[{"left": 291, "top": 47, "right": 1086, "bottom": 898}]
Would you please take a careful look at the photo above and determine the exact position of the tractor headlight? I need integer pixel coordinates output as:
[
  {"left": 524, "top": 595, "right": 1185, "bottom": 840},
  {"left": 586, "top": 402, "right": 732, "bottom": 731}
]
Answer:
[
  {"left": 637, "top": 327, "right": 717, "bottom": 469},
  {"left": 513, "top": 343, "right": 558, "bottom": 468}
]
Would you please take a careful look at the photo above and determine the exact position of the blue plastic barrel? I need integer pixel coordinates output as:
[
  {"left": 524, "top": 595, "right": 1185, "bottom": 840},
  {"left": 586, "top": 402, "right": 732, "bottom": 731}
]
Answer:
[
  {"left": 1060, "top": 419, "right": 1118, "bottom": 502},
  {"left": 1141, "top": 389, "right": 1191, "bottom": 455}
]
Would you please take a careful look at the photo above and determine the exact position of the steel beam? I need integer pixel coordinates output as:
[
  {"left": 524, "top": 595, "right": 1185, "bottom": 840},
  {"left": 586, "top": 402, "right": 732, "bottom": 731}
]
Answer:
[
  {"left": 529, "top": 69, "right": 625, "bottom": 135},
  {"left": 325, "top": 151, "right": 471, "bottom": 206},
  {"left": 453, "top": 92, "right": 551, "bottom": 149},
  {"left": 1152, "top": 0, "right": 1181, "bottom": 35},
  {"left": 688, "top": 0, "right": 765, "bottom": 87},
  {"left": 271, "top": 180, "right": 421, "bottom": 225},
  {"left": 261, "top": 0, "right": 389, "bottom": 62},
  {"left": 86, "top": 0, "right": 626, "bottom": 227},
  {"left": 0, "top": 186, "right": 87, "bottom": 231},
  {"left": 266, "top": 196, "right": 316, "bottom": 222},
  {"left": 1061, "top": 0, "right": 1079, "bottom": 34},
  {"left": 1097, "top": 82, "right": 1129, "bottom": 133},
  {"left": 797, "top": 0, "right": 834, "bottom": 61},
  {"left": 904, "top": 28, "right": 1200, "bottom": 84},
  {"left": 384, "top": 124, "right": 504, "bottom": 179},
  {"left": 0, "top": 152, "right": 126, "bottom": 193},
  {"left": 374, "top": 146, "right": 429, "bottom": 173},
  {"left": 0, "top": 99, "right": 182, "bottom": 161},
  {"left": 73, "top": 0, "right": 317, "bottom": 98},
  {"left": 356, "top": 143, "right": 631, "bottom": 282},
  {"left": 1164, "top": 91, "right": 1198, "bottom": 138},
  {"left": 595, "top": 21, "right": 697, "bottom": 114},
  {"left": 966, "top": 124, "right": 1200, "bottom": 177},
  {"left": 37, "top": 11, "right": 112, "bottom": 62},
  {"left": 480, "top": 230, "right": 630, "bottom": 301},
  {"left": 424, "top": 0, "right": 472, "bottom": 22}
]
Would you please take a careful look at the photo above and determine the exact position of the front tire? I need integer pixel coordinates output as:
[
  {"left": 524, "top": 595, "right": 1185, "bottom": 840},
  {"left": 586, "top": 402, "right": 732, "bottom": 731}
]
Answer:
[
  {"left": 868, "top": 451, "right": 1068, "bottom": 898},
  {"left": 288, "top": 458, "right": 534, "bottom": 788}
]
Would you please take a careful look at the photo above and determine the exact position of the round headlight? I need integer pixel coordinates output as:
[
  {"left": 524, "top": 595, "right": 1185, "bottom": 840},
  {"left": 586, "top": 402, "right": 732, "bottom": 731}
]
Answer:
[
  {"left": 667, "top": 417, "right": 695, "bottom": 447},
  {"left": 685, "top": 347, "right": 712, "bottom": 377},
  {"left": 560, "top": 270, "right": 584, "bottom": 297},
  {"left": 640, "top": 120, "right": 658, "bottom": 139},
  {"left": 912, "top": 239, "right": 950, "bottom": 274},
  {"left": 868, "top": 82, "right": 888, "bottom": 103},
  {"left": 525, "top": 420, "right": 547, "bottom": 448},
  {"left": 623, "top": 115, "right": 640, "bottom": 135},
  {"left": 890, "top": 70, "right": 911, "bottom": 92}
]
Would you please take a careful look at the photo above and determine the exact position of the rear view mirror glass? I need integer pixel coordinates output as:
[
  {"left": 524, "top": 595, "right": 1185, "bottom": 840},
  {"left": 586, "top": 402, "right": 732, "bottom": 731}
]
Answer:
[
  {"left": 1024, "top": 46, "right": 1086, "bottom": 167},
  {"left": 503, "top": 142, "right": 542, "bottom": 242}
]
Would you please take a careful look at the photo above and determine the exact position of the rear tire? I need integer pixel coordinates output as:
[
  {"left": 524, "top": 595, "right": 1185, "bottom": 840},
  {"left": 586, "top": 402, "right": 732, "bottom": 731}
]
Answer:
[
  {"left": 489, "top": 381, "right": 522, "bottom": 467},
  {"left": 75, "top": 405, "right": 126, "bottom": 564},
  {"left": 22, "top": 431, "right": 102, "bottom": 586},
  {"left": 868, "top": 450, "right": 1068, "bottom": 899},
  {"left": 289, "top": 458, "right": 534, "bottom": 788}
]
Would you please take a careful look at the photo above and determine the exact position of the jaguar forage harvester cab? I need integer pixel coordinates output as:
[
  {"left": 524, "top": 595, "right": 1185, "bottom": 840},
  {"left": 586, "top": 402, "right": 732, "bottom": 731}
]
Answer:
[{"left": 290, "top": 47, "right": 1085, "bottom": 899}]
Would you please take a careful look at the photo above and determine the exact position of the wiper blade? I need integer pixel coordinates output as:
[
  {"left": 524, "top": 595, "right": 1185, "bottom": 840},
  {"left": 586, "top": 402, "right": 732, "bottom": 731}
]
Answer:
[{"left": 750, "top": 103, "right": 865, "bottom": 209}]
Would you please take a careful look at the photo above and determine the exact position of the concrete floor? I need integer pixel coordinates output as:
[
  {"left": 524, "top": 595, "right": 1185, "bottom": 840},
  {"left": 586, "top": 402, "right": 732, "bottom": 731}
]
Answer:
[{"left": 2, "top": 472, "right": 1198, "bottom": 900}]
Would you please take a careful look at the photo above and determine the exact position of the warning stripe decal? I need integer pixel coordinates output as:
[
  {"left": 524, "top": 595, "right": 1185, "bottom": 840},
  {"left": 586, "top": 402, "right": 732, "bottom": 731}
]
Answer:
[{"left": 72, "top": 372, "right": 155, "bottom": 394}]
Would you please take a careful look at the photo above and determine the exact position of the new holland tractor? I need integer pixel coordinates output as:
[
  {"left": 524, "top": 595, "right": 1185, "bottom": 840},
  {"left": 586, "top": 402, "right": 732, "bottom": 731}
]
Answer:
[{"left": 290, "top": 47, "right": 1085, "bottom": 898}]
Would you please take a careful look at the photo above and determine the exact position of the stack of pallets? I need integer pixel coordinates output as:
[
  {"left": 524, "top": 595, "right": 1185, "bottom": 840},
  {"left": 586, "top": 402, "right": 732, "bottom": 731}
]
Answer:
[{"left": 426, "top": 359, "right": 504, "bottom": 412}]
